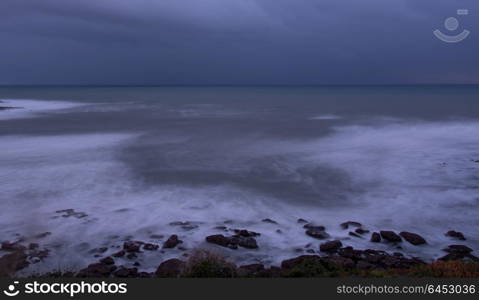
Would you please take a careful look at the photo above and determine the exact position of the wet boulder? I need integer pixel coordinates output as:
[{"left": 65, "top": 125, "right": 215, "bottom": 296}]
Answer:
[
  {"left": 370, "top": 232, "right": 381, "bottom": 243},
  {"left": 443, "top": 245, "right": 473, "bottom": 254},
  {"left": 380, "top": 231, "right": 402, "bottom": 243},
  {"left": 163, "top": 235, "right": 182, "bottom": 249},
  {"left": 206, "top": 235, "right": 230, "bottom": 247},
  {"left": 399, "top": 232, "right": 426, "bottom": 245},
  {"left": 445, "top": 231, "right": 466, "bottom": 241}
]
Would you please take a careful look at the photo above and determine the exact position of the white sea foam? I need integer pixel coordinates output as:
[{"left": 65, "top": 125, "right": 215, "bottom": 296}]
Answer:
[
  {"left": 0, "top": 99, "right": 85, "bottom": 120},
  {"left": 3, "top": 117, "right": 479, "bottom": 274}
]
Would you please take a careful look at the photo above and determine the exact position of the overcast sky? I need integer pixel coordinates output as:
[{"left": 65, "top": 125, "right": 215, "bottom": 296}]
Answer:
[{"left": 1, "top": 0, "right": 478, "bottom": 85}]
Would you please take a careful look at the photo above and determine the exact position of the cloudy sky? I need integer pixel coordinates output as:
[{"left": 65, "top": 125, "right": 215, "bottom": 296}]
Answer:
[{"left": 1, "top": 0, "right": 478, "bottom": 85}]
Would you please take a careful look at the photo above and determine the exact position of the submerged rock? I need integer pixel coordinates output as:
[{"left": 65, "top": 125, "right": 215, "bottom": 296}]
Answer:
[
  {"left": 305, "top": 227, "right": 329, "bottom": 239},
  {"left": 262, "top": 218, "right": 278, "bottom": 224},
  {"left": 123, "top": 241, "right": 142, "bottom": 253}
]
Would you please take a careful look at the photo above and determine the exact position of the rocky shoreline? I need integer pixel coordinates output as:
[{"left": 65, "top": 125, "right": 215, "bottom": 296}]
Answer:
[{"left": 1, "top": 217, "right": 478, "bottom": 278}]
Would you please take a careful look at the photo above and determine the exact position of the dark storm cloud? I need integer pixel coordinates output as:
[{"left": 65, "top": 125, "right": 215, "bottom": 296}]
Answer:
[{"left": 0, "top": 0, "right": 478, "bottom": 85}]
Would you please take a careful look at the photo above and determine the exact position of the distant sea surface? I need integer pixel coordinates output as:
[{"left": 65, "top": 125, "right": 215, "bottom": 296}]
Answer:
[{"left": 1, "top": 86, "right": 479, "bottom": 273}]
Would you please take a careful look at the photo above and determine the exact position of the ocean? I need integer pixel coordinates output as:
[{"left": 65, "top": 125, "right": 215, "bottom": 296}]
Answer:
[{"left": 1, "top": 86, "right": 479, "bottom": 274}]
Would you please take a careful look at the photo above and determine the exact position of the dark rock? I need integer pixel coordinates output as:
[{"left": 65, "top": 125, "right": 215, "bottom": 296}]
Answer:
[
  {"left": 262, "top": 218, "right": 278, "bottom": 224},
  {"left": 113, "top": 267, "right": 138, "bottom": 278},
  {"left": 89, "top": 247, "right": 108, "bottom": 254},
  {"left": 399, "top": 232, "right": 426, "bottom": 245},
  {"left": 0, "top": 251, "right": 29, "bottom": 276},
  {"left": 349, "top": 231, "right": 362, "bottom": 238},
  {"left": 340, "top": 221, "right": 362, "bottom": 229},
  {"left": 306, "top": 249, "right": 315, "bottom": 254},
  {"left": 214, "top": 226, "right": 228, "bottom": 231},
  {"left": 276, "top": 229, "right": 283, "bottom": 234},
  {"left": 380, "top": 231, "right": 401, "bottom": 243},
  {"left": 143, "top": 243, "right": 159, "bottom": 251},
  {"left": 297, "top": 218, "right": 308, "bottom": 224},
  {"left": 34, "top": 232, "right": 52, "bottom": 239},
  {"left": 1, "top": 242, "right": 26, "bottom": 252},
  {"left": 370, "top": 232, "right": 381, "bottom": 243},
  {"left": 305, "top": 228, "right": 329, "bottom": 239},
  {"left": 233, "top": 229, "right": 260, "bottom": 237},
  {"left": 77, "top": 263, "right": 116, "bottom": 278},
  {"left": 56, "top": 209, "right": 88, "bottom": 219},
  {"left": 112, "top": 250, "right": 125, "bottom": 257},
  {"left": 303, "top": 224, "right": 325, "bottom": 230},
  {"left": 338, "top": 247, "right": 364, "bottom": 261},
  {"left": 163, "top": 235, "right": 182, "bottom": 249},
  {"left": 320, "top": 240, "right": 342, "bottom": 253},
  {"left": 155, "top": 259, "right": 186, "bottom": 277},
  {"left": 28, "top": 243, "right": 39, "bottom": 250},
  {"left": 355, "top": 228, "right": 370, "bottom": 234},
  {"left": 445, "top": 231, "right": 466, "bottom": 241},
  {"left": 237, "top": 237, "right": 258, "bottom": 249},
  {"left": 123, "top": 241, "right": 141, "bottom": 253},
  {"left": 100, "top": 257, "right": 115, "bottom": 265},
  {"left": 126, "top": 253, "right": 137, "bottom": 260},
  {"left": 133, "top": 262, "right": 141, "bottom": 266},
  {"left": 206, "top": 234, "right": 230, "bottom": 247},
  {"left": 443, "top": 245, "right": 473, "bottom": 254}
]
